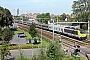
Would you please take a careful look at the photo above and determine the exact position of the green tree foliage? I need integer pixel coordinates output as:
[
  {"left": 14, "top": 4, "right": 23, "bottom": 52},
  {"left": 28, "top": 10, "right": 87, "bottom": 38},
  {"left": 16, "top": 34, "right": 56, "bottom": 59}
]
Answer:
[
  {"left": 72, "top": 0, "right": 90, "bottom": 29},
  {"left": 22, "top": 16, "right": 29, "bottom": 21},
  {"left": 14, "top": 16, "right": 22, "bottom": 20},
  {"left": 36, "top": 13, "right": 51, "bottom": 24},
  {"left": 58, "top": 17, "right": 60, "bottom": 22},
  {"left": 0, "top": 36, "right": 11, "bottom": 60},
  {"left": 28, "top": 23, "right": 37, "bottom": 39},
  {"left": 0, "top": 6, "right": 13, "bottom": 27},
  {"left": 46, "top": 36, "right": 64, "bottom": 60},
  {"left": 37, "top": 48, "right": 46, "bottom": 60},
  {"left": 60, "top": 13, "right": 67, "bottom": 20},
  {"left": 1, "top": 41, "right": 11, "bottom": 60},
  {"left": 72, "top": 0, "right": 90, "bottom": 22},
  {"left": 2, "top": 28, "right": 13, "bottom": 43},
  {"left": 32, "top": 55, "right": 38, "bottom": 60},
  {"left": 64, "top": 55, "right": 76, "bottom": 60}
]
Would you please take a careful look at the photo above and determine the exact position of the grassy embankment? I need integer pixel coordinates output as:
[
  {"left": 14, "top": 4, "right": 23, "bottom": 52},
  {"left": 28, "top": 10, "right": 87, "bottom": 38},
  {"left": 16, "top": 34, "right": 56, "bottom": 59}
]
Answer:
[{"left": 8, "top": 28, "right": 50, "bottom": 50}]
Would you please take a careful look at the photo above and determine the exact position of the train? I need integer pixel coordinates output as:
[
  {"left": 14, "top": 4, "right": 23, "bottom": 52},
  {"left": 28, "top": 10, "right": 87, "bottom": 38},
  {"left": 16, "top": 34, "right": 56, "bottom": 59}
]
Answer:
[
  {"left": 48, "top": 24, "right": 87, "bottom": 40},
  {"left": 16, "top": 20, "right": 87, "bottom": 40}
]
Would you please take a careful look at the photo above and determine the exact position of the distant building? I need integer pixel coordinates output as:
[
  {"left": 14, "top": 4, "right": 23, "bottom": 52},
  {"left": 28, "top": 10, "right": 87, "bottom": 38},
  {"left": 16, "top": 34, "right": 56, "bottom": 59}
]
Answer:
[
  {"left": 17, "top": 8, "right": 19, "bottom": 16},
  {"left": 21, "top": 13, "right": 40, "bottom": 19},
  {"left": 14, "top": 8, "right": 19, "bottom": 16}
]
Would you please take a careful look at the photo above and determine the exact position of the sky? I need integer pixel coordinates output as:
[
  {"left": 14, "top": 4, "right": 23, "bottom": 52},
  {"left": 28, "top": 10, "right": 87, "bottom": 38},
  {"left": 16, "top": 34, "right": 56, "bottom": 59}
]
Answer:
[{"left": 0, "top": 0, "right": 76, "bottom": 15}]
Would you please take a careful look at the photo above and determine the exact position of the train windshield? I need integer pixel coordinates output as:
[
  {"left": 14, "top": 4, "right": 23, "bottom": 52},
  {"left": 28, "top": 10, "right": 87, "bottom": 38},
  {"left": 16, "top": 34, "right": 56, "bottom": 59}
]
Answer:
[{"left": 80, "top": 29, "right": 85, "bottom": 34}]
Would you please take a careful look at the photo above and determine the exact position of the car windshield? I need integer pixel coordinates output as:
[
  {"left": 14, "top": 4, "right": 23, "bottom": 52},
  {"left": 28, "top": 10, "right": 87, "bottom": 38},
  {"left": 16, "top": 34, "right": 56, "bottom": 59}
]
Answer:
[
  {"left": 18, "top": 32, "right": 24, "bottom": 34},
  {"left": 80, "top": 29, "right": 85, "bottom": 34}
]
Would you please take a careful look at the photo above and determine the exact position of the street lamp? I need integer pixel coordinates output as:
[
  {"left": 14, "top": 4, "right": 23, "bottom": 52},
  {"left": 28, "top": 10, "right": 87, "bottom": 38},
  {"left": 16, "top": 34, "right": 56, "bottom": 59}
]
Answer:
[
  {"left": 41, "top": 19, "right": 43, "bottom": 46},
  {"left": 53, "top": 20, "right": 54, "bottom": 41},
  {"left": 36, "top": 18, "right": 50, "bottom": 46},
  {"left": 88, "top": 21, "right": 89, "bottom": 39}
]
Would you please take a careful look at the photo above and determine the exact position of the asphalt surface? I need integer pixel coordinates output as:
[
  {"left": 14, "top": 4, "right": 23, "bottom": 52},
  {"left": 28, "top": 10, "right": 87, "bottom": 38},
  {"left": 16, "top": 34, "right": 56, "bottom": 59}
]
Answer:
[
  {"left": 5, "top": 48, "right": 41, "bottom": 59},
  {"left": 11, "top": 48, "right": 40, "bottom": 58},
  {"left": 9, "top": 34, "right": 27, "bottom": 44}
]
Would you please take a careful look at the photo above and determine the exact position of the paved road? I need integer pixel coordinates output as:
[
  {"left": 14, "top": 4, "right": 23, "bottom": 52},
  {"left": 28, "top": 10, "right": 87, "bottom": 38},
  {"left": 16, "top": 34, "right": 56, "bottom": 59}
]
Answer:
[
  {"left": 5, "top": 48, "right": 41, "bottom": 59},
  {"left": 10, "top": 34, "right": 26, "bottom": 44}
]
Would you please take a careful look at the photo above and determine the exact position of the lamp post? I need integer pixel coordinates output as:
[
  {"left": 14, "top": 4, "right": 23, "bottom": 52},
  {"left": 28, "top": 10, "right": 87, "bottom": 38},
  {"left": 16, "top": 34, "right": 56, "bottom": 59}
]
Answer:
[
  {"left": 88, "top": 21, "right": 89, "bottom": 39},
  {"left": 53, "top": 20, "right": 54, "bottom": 41},
  {"left": 36, "top": 18, "right": 50, "bottom": 46},
  {"left": 41, "top": 19, "right": 43, "bottom": 46}
]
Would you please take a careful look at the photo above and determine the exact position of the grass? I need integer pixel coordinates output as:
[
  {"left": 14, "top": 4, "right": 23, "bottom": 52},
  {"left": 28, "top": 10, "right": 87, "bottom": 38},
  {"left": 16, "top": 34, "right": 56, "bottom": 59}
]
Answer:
[
  {"left": 13, "top": 28, "right": 32, "bottom": 39},
  {"left": 13, "top": 28, "right": 50, "bottom": 47}
]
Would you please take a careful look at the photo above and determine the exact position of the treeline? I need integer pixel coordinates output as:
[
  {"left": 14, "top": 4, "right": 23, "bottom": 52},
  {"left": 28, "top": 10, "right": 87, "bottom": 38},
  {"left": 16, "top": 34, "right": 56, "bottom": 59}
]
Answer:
[
  {"left": 0, "top": 6, "right": 13, "bottom": 27},
  {"left": 72, "top": 0, "right": 90, "bottom": 29},
  {"left": 72, "top": 0, "right": 90, "bottom": 22},
  {"left": 36, "top": 13, "right": 50, "bottom": 24},
  {"left": 0, "top": 6, "right": 13, "bottom": 42}
]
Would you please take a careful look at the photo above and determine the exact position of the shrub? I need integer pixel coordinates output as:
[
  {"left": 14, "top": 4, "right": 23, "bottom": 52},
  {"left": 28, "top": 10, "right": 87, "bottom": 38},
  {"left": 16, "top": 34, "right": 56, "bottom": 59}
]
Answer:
[{"left": 8, "top": 44, "right": 39, "bottom": 50}]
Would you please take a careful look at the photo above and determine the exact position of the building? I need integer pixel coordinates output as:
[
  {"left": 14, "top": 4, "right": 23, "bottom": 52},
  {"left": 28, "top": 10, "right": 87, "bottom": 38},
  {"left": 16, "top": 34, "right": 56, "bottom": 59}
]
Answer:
[
  {"left": 21, "top": 13, "right": 40, "bottom": 19},
  {"left": 14, "top": 8, "right": 19, "bottom": 16}
]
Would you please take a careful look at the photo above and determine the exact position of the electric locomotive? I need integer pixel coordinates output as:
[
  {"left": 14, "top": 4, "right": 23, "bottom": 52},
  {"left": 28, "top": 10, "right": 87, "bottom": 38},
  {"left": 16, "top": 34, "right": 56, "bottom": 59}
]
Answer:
[
  {"left": 48, "top": 24, "right": 87, "bottom": 40},
  {"left": 64, "top": 27, "right": 87, "bottom": 40}
]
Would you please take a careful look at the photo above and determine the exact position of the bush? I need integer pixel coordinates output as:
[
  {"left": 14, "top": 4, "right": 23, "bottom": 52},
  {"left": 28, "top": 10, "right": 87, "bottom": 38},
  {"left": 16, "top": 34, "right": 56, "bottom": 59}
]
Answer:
[
  {"left": 9, "top": 46, "right": 19, "bottom": 50},
  {"left": 81, "top": 24, "right": 87, "bottom": 30},
  {"left": 8, "top": 44, "right": 39, "bottom": 50},
  {"left": 64, "top": 55, "right": 76, "bottom": 60}
]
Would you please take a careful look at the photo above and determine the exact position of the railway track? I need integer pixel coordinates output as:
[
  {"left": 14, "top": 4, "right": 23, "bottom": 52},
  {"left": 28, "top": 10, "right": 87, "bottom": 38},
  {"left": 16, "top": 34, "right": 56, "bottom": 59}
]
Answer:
[{"left": 18, "top": 23, "right": 90, "bottom": 49}]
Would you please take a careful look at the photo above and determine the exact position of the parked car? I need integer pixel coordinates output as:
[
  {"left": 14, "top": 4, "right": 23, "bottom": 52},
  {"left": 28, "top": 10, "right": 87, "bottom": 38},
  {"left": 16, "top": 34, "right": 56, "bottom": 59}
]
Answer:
[{"left": 18, "top": 32, "right": 26, "bottom": 38}]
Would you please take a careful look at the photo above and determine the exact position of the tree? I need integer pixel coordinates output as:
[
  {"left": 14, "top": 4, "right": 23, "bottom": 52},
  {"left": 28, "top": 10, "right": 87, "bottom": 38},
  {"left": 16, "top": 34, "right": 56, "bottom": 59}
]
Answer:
[
  {"left": 72, "top": 0, "right": 90, "bottom": 22},
  {"left": 5, "top": 8, "right": 13, "bottom": 26},
  {"left": 2, "top": 28, "right": 13, "bottom": 43},
  {"left": 0, "top": 28, "right": 12, "bottom": 60},
  {"left": 36, "top": 13, "right": 51, "bottom": 24},
  {"left": 37, "top": 48, "right": 46, "bottom": 60},
  {"left": 60, "top": 13, "right": 67, "bottom": 20},
  {"left": 58, "top": 16, "right": 60, "bottom": 22},
  {"left": 0, "top": 6, "right": 13, "bottom": 27},
  {"left": 0, "top": 35, "right": 11, "bottom": 60},
  {"left": 46, "top": 36, "right": 64, "bottom": 60},
  {"left": 28, "top": 23, "right": 37, "bottom": 39},
  {"left": 72, "top": 0, "right": 90, "bottom": 29}
]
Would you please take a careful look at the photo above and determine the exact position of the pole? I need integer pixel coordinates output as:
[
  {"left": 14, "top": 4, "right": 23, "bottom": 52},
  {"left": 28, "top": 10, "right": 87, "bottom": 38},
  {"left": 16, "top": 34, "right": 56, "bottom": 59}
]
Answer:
[
  {"left": 41, "top": 20, "right": 42, "bottom": 46},
  {"left": 32, "top": 44, "right": 33, "bottom": 57},
  {"left": 53, "top": 20, "right": 54, "bottom": 41},
  {"left": 88, "top": 21, "right": 89, "bottom": 39},
  {"left": 57, "top": 16, "right": 58, "bottom": 25}
]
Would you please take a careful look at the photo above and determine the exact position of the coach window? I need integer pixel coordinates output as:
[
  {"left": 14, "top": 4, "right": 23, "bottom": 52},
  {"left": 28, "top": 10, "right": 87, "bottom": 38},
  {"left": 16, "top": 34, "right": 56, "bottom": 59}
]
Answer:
[
  {"left": 59, "top": 28, "right": 60, "bottom": 31},
  {"left": 80, "top": 29, "right": 85, "bottom": 34}
]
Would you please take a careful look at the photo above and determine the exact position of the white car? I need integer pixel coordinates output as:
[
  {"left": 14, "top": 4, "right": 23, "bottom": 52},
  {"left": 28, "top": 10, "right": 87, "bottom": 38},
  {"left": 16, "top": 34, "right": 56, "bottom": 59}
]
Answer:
[{"left": 18, "top": 32, "right": 26, "bottom": 38}]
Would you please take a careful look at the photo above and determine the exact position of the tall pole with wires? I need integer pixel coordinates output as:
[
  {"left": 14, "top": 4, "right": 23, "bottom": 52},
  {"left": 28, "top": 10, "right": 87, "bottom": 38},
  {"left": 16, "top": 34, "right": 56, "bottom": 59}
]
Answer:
[
  {"left": 41, "top": 19, "right": 43, "bottom": 47},
  {"left": 88, "top": 21, "right": 89, "bottom": 39},
  {"left": 53, "top": 20, "right": 54, "bottom": 41}
]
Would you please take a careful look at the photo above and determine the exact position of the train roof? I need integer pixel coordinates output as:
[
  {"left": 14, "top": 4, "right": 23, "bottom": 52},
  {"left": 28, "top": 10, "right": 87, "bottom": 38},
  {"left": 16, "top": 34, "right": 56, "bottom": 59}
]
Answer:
[{"left": 48, "top": 24, "right": 70, "bottom": 29}]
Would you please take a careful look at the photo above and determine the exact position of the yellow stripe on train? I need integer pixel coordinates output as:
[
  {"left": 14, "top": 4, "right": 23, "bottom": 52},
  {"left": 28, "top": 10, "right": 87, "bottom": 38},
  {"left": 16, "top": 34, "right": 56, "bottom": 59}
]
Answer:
[{"left": 78, "top": 30, "right": 86, "bottom": 37}]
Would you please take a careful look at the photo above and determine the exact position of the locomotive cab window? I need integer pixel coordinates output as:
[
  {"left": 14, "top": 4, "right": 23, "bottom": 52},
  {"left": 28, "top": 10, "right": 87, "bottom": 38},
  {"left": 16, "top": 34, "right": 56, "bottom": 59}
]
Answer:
[{"left": 80, "top": 29, "right": 85, "bottom": 34}]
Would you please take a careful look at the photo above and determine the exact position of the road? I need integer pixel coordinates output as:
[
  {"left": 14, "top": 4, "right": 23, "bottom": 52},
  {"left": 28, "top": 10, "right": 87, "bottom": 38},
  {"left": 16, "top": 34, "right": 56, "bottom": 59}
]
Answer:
[
  {"left": 5, "top": 48, "right": 42, "bottom": 59},
  {"left": 10, "top": 34, "right": 26, "bottom": 44}
]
